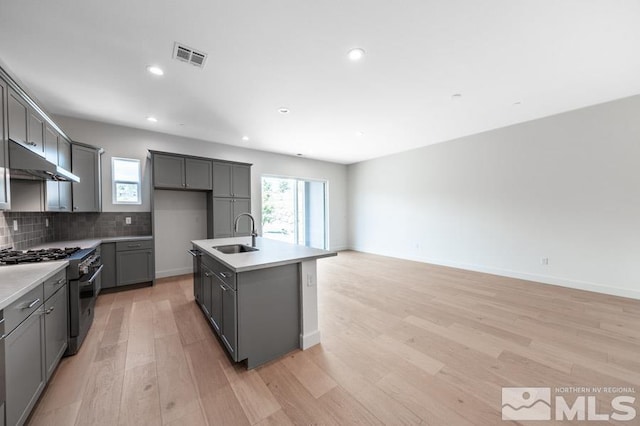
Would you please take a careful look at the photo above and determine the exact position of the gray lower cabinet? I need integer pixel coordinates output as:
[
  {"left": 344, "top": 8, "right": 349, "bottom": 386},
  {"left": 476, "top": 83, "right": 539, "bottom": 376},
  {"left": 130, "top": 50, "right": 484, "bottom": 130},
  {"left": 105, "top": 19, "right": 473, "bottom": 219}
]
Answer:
[
  {"left": 5, "top": 306, "right": 45, "bottom": 426},
  {"left": 3, "top": 273, "right": 69, "bottom": 425},
  {"left": 100, "top": 242, "right": 117, "bottom": 289},
  {"left": 44, "top": 284, "right": 68, "bottom": 381},
  {"left": 195, "top": 252, "right": 298, "bottom": 368},
  {"left": 116, "top": 240, "right": 154, "bottom": 286}
]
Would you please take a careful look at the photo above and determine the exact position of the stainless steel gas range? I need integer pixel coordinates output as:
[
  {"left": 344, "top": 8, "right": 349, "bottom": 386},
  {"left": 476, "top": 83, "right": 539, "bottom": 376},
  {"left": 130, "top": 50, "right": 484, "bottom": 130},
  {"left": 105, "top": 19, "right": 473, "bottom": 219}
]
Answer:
[{"left": 0, "top": 245, "right": 103, "bottom": 355}]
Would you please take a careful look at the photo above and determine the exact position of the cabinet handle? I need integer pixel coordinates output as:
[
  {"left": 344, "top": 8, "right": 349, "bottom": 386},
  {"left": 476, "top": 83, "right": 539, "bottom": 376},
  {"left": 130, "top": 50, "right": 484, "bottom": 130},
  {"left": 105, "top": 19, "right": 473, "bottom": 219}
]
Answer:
[
  {"left": 57, "top": 278, "right": 65, "bottom": 285},
  {"left": 220, "top": 272, "right": 231, "bottom": 278},
  {"left": 27, "top": 141, "right": 37, "bottom": 147},
  {"left": 204, "top": 272, "right": 211, "bottom": 277},
  {"left": 60, "top": 206, "right": 67, "bottom": 210},
  {"left": 25, "top": 298, "right": 41, "bottom": 309},
  {"left": 220, "top": 284, "right": 227, "bottom": 292},
  {"left": 45, "top": 307, "right": 55, "bottom": 315},
  {"left": 73, "top": 206, "right": 78, "bottom": 211},
  {"left": 127, "top": 244, "right": 142, "bottom": 248}
]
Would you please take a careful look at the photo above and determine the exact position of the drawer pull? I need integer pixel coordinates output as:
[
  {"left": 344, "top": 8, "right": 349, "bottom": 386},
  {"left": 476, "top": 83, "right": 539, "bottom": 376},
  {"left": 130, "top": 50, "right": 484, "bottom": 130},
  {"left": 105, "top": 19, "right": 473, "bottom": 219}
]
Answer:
[
  {"left": 127, "top": 244, "right": 142, "bottom": 248},
  {"left": 220, "top": 284, "right": 227, "bottom": 292},
  {"left": 45, "top": 307, "right": 55, "bottom": 315},
  {"left": 204, "top": 272, "right": 211, "bottom": 277},
  {"left": 25, "top": 298, "right": 41, "bottom": 309},
  {"left": 57, "top": 278, "right": 65, "bottom": 285},
  {"left": 220, "top": 272, "right": 231, "bottom": 278}
]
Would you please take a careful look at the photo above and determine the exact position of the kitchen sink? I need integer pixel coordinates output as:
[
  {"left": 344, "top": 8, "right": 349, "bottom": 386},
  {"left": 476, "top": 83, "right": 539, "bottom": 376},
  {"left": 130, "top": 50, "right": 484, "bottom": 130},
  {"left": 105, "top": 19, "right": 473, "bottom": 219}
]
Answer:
[{"left": 213, "top": 244, "right": 259, "bottom": 254}]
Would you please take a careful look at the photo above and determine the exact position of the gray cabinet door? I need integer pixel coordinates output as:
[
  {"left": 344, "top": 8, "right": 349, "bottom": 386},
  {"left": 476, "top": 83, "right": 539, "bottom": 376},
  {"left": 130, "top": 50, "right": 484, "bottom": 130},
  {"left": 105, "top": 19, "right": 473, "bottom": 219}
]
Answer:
[
  {"left": 153, "top": 154, "right": 185, "bottom": 188},
  {"left": 232, "top": 165, "right": 251, "bottom": 198},
  {"left": 44, "top": 284, "right": 68, "bottom": 381},
  {"left": 116, "top": 249, "right": 153, "bottom": 286},
  {"left": 7, "top": 88, "right": 28, "bottom": 145},
  {"left": 5, "top": 308, "right": 45, "bottom": 426},
  {"left": 233, "top": 199, "right": 252, "bottom": 236},
  {"left": 101, "top": 243, "right": 117, "bottom": 289},
  {"left": 0, "top": 79, "right": 10, "bottom": 210},
  {"left": 72, "top": 144, "right": 101, "bottom": 212},
  {"left": 201, "top": 264, "right": 213, "bottom": 321},
  {"left": 220, "top": 281, "right": 237, "bottom": 358},
  {"left": 210, "top": 273, "right": 223, "bottom": 334},
  {"left": 44, "top": 125, "right": 58, "bottom": 163},
  {"left": 58, "top": 182, "right": 72, "bottom": 212},
  {"left": 185, "top": 158, "right": 212, "bottom": 190},
  {"left": 28, "top": 110, "right": 45, "bottom": 155},
  {"left": 212, "top": 198, "right": 234, "bottom": 238},
  {"left": 58, "top": 137, "right": 71, "bottom": 170},
  {"left": 212, "top": 162, "right": 232, "bottom": 197}
]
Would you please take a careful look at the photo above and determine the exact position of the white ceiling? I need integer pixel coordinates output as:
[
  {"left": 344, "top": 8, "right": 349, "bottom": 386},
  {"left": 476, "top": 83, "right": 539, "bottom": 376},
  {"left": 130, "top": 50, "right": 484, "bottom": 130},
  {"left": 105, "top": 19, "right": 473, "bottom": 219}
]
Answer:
[{"left": 1, "top": 0, "right": 639, "bottom": 164}]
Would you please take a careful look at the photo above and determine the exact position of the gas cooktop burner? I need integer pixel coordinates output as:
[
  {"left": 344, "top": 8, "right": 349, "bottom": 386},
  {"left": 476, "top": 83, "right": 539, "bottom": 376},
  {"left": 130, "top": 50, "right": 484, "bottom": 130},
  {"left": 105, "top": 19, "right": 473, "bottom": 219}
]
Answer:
[{"left": 0, "top": 247, "right": 81, "bottom": 265}]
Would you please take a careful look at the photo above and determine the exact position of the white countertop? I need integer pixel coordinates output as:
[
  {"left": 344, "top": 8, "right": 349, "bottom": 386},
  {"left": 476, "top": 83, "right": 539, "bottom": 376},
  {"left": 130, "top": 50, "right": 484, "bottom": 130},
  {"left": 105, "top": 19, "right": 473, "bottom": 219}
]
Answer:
[
  {"left": 29, "top": 235, "right": 153, "bottom": 250},
  {"left": 1, "top": 235, "right": 152, "bottom": 310},
  {"left": 191, "top": 237, "right": 337, "bottom": 273},
  {"left": 0, "top": 261, "right": 68, "bottom": 310}
]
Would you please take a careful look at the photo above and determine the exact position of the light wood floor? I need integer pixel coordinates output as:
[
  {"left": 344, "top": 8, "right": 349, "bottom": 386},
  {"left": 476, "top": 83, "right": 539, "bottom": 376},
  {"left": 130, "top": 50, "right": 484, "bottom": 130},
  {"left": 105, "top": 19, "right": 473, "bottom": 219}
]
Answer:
[{"left": 27, "top": 251, "right": 640, "bottom": 425}]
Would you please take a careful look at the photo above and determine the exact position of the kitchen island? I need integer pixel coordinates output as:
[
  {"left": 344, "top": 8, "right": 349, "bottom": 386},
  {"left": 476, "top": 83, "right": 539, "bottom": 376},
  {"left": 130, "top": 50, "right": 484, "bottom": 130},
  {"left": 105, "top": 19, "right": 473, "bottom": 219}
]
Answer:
[{"left": 191, "top": 237, "right": 336, "bottom": 368}]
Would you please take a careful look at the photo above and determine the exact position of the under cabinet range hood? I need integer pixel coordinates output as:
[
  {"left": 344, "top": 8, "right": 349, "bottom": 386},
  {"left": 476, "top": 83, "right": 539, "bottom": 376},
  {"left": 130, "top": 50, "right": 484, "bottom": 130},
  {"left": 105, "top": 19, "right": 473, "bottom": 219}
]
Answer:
[{"left": 8, "top": 140, "right": 80, "bottom": 183}]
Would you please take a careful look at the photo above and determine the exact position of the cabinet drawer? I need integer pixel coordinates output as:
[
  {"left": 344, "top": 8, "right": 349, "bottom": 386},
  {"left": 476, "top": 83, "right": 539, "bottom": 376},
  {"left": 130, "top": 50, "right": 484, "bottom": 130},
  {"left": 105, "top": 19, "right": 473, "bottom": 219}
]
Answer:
[
  {"left": 4, "top": 284, "right": 44, "bottom": 333},
  {"left": 116, "top": 239, "right": 153, "bottom": 252},
  {"left": 43, "top": 269, "right": 67, "bottom": 300},
  {"left": 203, "top": 255, "right": 236, "bottom": 290}
]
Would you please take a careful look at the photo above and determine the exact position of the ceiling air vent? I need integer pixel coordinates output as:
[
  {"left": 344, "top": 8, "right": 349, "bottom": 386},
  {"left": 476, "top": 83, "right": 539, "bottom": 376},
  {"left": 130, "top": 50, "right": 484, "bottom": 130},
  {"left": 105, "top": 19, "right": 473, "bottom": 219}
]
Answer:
[{"left": 173, "top": 42, "right": 208, "bottom": 68}]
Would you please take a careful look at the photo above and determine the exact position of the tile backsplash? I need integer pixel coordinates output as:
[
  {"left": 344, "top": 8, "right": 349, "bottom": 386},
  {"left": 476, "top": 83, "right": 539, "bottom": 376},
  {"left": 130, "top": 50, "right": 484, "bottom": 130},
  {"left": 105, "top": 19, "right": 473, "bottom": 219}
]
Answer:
[{"left": 0, "top": 211, "right": 151, "bottom": 250}]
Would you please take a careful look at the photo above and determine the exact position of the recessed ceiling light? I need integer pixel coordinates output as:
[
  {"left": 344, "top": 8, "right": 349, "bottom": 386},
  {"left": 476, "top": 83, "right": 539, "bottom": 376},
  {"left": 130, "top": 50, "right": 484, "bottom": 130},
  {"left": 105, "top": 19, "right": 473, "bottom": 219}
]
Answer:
[
  {"left": 146, "top": 116, "right": 158, "bottom": 122},
  {"left": 242, "top": 136, "right": 250, "bottom": 141},
  {"left": 348, "top": 48, "right": 365, "bottom": 61},
  {"left": 356, "top": 131, "right": 365, "bottom": 137},
  {"left": 146, "top": 65, "right": 164, "bottom": 76},
  {"left": 513, "top": 101, "right": 522, "bottom": 106},
  {"left": 451, "top": 93, "right": 462, "bottom": 100},
  {"left": 296, "top": 153, "right": 303, "bottom": 157},
  {"left": 278, "top": 108, "right": 290, "bottom": 114}
]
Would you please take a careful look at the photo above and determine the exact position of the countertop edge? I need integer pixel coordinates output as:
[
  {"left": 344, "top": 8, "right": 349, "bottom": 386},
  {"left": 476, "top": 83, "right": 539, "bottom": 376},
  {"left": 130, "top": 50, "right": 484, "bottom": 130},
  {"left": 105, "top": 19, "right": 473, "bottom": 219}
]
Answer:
[{"left": 0, "top": 261, "right": 69, "bottom": 310}]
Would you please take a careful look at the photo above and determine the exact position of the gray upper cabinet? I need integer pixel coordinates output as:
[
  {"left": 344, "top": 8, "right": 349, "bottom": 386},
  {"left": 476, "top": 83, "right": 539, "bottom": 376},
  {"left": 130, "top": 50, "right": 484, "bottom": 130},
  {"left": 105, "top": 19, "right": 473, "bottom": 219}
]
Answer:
[
  {"left": 0, "top": 78, "right": 10, "bottom": 210},
  {"left": 152, "top": 152, "right": 212, "bottom": 190},
  {"left": 72, "top": 144, "right": 101, "bottom": 212},
  {"left": 185, "top": 158, "right": 213, "bottom": 190},
  {"left": 45, "top": 126, "right": 62, "bottom": 211},
  {"left": 153, "top": 153, "right": 184, "bottom": 188},
  {"left": 213, "top": 161, "right": 250, "bottom": 198},
  {"left": 28, "top": 110, "right": 45, "bottom": 156},
  {"left": 7, "top": 88, "right": 28, "bottom": 145}
]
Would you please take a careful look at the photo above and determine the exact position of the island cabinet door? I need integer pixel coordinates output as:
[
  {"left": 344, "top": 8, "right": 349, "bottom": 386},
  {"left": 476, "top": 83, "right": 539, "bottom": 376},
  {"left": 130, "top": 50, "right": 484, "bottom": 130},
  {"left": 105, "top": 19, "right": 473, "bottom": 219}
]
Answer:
[
  {"left": 220, "top": 281, "right": 237, "bottom": 358},
  {"left": 210, "top": 275, "right": 223, "bottom": 334},
  {"left": 201, "top": 265, "right": 215, "bottom": 329}
]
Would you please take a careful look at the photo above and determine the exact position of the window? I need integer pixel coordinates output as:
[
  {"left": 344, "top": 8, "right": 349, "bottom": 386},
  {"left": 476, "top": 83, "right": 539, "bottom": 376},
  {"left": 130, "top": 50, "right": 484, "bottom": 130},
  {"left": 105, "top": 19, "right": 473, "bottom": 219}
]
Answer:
[
  {"left": 112, "top": 157, "right": 141, "bottom": 204},
  {"left": 261, "top": 176, "right": 327, "bottom": 249}
]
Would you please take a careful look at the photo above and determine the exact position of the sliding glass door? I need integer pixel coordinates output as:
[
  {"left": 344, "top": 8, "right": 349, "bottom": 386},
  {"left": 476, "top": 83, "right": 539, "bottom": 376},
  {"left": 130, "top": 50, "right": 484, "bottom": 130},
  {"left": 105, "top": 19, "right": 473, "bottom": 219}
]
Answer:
[{"left": 261, "top": 176, "right": 327, "bottom": 249}]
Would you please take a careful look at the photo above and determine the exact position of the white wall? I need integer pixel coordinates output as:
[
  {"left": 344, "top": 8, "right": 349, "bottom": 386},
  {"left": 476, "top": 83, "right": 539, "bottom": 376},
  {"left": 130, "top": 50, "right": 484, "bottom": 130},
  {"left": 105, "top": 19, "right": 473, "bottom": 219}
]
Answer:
[
  {"left": 153, "top": 190, "right": 207, "bottom": 278},
  {"left": 53, "top": 116, "right": 349, "bottom": 276},
  {"left": 348, "top": 95, "right": 640, "bottom": 300}
]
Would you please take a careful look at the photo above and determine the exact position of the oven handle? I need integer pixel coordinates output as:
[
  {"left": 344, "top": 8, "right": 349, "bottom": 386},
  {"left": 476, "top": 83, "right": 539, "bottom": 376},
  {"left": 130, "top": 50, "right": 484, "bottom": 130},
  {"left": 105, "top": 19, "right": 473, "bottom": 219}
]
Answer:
[
  {"left": 79, "top": 264, "right": 104, "bottom": 287},
  {"left": 187, "top": 249, "right": 201, "bottom": 257}
]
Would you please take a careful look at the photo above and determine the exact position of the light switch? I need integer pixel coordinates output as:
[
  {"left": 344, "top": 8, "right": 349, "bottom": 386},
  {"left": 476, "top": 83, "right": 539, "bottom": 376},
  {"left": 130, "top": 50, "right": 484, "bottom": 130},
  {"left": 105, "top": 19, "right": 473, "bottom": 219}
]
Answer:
[{"left": 125, "top": 217, "right": 132, "bottom": 225}]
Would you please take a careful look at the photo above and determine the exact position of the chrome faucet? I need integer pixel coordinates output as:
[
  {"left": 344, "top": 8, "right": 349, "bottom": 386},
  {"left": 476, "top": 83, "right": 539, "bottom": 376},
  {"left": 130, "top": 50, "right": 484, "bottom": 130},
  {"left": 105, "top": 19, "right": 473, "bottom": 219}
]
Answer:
[{"left": 234, "top": 212, "right": 258, "bottom": 247}]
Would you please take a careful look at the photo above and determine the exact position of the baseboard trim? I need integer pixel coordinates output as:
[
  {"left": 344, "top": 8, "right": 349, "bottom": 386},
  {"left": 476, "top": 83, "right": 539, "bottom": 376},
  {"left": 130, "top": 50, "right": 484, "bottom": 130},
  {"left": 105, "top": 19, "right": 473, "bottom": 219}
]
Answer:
[
  {"left": 155, "top": 267, "right": 192, "bottom": 279},
  {"left": 349, "top": 246, "right": 640, "bottom": 301},
  {"left": 300, "top": 330, "right": 321, "bottom": 350}
]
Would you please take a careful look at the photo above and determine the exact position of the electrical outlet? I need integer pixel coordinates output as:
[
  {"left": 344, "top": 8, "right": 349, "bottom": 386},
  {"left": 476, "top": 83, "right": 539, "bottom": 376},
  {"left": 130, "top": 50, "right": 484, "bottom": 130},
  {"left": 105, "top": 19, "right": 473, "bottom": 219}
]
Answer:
[
  {"left": 125, "top": 217, "right": 132, "bottom": 225},
  {"left": 541, "top": 257, "right": 549, "bottom": 265},
  {"left": 45, "top": 218, "right": 49, "bottom": 227},
  {"left": 13, "top": 220, "right": 18, "bottom": 231},
  {"left": 307, "top": 274, "right": 314, "bottom": 287}
]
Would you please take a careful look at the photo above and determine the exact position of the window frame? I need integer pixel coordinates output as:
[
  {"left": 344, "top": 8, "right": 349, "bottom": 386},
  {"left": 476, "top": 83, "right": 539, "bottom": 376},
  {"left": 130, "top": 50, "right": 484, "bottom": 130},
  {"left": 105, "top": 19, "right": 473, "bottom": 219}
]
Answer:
[{"left": 112, "top": 157, "right": 142, "bottom": 205}]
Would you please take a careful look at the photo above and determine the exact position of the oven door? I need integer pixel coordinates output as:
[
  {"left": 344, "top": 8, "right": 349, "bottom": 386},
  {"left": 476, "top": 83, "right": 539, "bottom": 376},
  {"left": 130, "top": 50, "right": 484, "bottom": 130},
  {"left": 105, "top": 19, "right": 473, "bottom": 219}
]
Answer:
[{"left": 79, "top": 264, "right": 104, "bottom": 300}]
